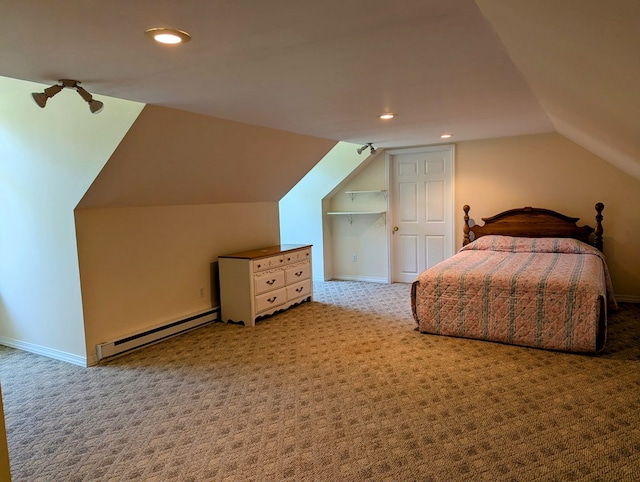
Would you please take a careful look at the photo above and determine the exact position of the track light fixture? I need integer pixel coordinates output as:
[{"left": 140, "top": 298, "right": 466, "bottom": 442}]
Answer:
[
  {"left": 31, "top": 84, "right": 64, "bottom": 108},
  {"left": 31, "top": 79, "right": 104, "bottom": 114},
  {"left": 357, "top": 143, "right": 377, "bottom": 155}
]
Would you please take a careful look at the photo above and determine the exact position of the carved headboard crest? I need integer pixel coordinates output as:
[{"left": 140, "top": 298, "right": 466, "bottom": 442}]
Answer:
[{"left": 463, "top": 203, "right": 605, "bottom": 251}]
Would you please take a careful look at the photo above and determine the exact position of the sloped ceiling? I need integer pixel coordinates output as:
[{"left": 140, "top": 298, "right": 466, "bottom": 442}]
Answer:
[
  {"left": 0, "top": 0, "right": 552, "bottom": 149},
  {"left": 1, "top": 0, "right": 638, "bottom": 187},
  {"left": 77, "top": 105, "right": 336, "bottom": 207},
  {"left": 476, "top": 0, "right": 640, "bottom": 180}
]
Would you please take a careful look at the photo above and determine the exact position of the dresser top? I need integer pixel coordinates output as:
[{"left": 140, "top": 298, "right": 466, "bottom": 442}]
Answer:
[{"left": 219, "top": 244, "right": 311, "bottom": 260}]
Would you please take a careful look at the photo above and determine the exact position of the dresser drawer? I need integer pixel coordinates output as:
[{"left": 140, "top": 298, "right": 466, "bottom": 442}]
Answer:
[
  {"left": 284, "top": 248, "right": 311, "bottom": 265},
  {"left": 284, "top": 262, "right": 311, "bottom": 284},
  {"left": 286, "top": 279, "right": 312, "bottom": 300},
  {"left": 255, "top": 287, "right": 287, "bottom": 313},
  {"left": 253, "top": 255, "right": 284, "bottom": 272},
  {"left": 254, "top": 269, "right": 285, "bottom": 295}
]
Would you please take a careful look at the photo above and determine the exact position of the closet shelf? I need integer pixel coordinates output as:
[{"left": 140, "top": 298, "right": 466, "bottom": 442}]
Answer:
[
  {"left": 327, "top": 211, "right": 386, "bottom": 215},
  {"left": 345, "top": 190, "right": 388, "bottom": 200},
  {"left": 326, "top": 211, "right": 387, "bottom": 224}
]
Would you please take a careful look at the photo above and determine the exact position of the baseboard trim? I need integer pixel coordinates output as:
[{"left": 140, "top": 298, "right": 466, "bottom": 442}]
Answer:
[
  {"left": 615, "top": 294, "right": 640, "bottom": 303},
  {"left": 0, "top": 337, "right": 87, "bottom": 367},
  {"left": 93, "top": 307, "right": 219, "bottom": 365},
  {"left": 330, "top": 275, "right": 389, "bottom": 284}
]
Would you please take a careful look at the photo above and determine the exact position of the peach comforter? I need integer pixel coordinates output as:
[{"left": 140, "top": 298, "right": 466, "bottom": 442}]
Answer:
[{"left": 411, "top": 236, "right": 617, "bottom": 353}]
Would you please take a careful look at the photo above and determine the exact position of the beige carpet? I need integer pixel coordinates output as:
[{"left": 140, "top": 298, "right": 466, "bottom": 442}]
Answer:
[{"left": 1, "top": 281, "right": 639, "bottom": 481}]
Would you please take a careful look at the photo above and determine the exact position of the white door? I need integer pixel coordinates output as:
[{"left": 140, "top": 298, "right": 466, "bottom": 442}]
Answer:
[{"left": 388, "top": 146, "right": 455, "bottom": 283}]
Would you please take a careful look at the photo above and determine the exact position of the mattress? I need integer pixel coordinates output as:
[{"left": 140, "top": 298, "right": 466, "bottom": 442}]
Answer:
[{"left": 411, "top": 236, "right": 617, "bottom": 353}]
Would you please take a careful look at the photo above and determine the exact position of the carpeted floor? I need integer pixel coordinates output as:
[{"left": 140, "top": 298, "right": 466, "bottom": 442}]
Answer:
[{"left": 0, "top": 281, "right": 639, "bottom": 481}]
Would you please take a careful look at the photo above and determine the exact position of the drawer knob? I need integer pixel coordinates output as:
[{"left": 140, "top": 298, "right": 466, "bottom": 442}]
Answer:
[
  {"left": 266, "top": 279, "right": 276, "bottom": 285},
  {"left": 295, "top": 287, "right": 303, "bottom": 293},
  {"left": 295, "top": 271, "right": 303, "bottom": 277},
  {"left": 267, "top": 296, "right": 278, "bottom": 303}
]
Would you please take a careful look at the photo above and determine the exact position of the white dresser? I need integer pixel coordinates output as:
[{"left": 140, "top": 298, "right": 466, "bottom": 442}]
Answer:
[{"left": 218, "top": 244, "right": 312, "bottom": 326}]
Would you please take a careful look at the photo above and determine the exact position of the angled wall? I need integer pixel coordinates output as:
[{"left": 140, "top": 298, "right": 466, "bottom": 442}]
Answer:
[
  {"left": 279, "top": 142, "right": 365, "bottom": 280},
  {"left": 1, "top": 78, "right": 336, "bottom": 365},
  {"left": 78, "top": 105, "right": 336, "bottom": 207},
  {"left": 76, "top": 105, "right": 336, "bottom": 364},
  {"left": 0, "top": 76, "right": 144, "bottom": 364},
  {"left": 476, "top": 0, "right": 640, "bottom": 181}
]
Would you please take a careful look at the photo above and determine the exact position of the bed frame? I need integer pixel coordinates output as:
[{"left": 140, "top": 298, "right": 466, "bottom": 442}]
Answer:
[
  {"left": 413, "top": 202, "right": 611, "bottom": 352},
  {"left": 462, "top": 202, "right": 604, "bottom": 251}
]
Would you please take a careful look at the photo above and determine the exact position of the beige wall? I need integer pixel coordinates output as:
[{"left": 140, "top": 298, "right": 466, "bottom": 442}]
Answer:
[
  {"left": 74, "top": 103, "right": 336, "bottom": 366},
  {"left": 323, "top": 132, "right": 639, "bottom": 299},
  {"left": 78, "top": 105, "right": 336, "bottom": 208},
  {"left": 2, "top": 76, "right": 334, "bottom": 366},
  {"left": 476, "top": 0, "right": 640, "bottom": 182},
  {"left": 75, "top": 202, "right": 280, "bottom": 365},
  {"left": 327, "top": 153, "right": 388, "bottom": 282},
  {"left": 455, "top": 132, "right": 640, "bottom": 300}
]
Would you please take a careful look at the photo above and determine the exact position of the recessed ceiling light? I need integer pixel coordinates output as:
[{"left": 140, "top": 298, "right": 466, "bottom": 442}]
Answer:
[
  {"left": 145, "top": 28, "right": 192, "bottom": 45},
  {"left": 379, "top": 113, "right": 397, "bottom": 120},
  {"left": 440, "top": 134, "right": 452, "bottom": 139}
]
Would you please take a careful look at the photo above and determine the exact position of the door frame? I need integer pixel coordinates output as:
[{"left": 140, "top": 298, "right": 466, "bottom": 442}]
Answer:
[{"left": 385, "top": 144, "right": 456, "bottom": 283}]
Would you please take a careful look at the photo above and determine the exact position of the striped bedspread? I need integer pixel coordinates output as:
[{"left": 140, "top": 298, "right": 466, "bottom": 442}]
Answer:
[{"left": 411, "top": 236, "right": 617, "bottom": 353}]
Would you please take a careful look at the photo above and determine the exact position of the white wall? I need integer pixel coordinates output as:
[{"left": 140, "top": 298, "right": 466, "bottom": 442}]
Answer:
[
  {"left": 0, "top": 76, "right": 143, "bottom": 364},
  {"left": 279, "top": 142, "right": 364, "bottom": 280}
]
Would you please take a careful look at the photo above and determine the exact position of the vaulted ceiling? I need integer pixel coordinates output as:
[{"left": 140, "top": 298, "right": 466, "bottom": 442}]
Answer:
[{"left": 1, "top": 0, "right": 638, "bottom": 180}]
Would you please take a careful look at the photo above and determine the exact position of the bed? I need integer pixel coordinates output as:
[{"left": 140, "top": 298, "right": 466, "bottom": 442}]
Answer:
[{"left": 411, "top": 203, "right": 617, "bottom": 353}]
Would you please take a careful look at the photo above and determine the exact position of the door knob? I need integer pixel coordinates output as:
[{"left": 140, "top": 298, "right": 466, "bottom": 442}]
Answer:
[{"left": 392, "top": 226, "right": 399, "bottom": 234}]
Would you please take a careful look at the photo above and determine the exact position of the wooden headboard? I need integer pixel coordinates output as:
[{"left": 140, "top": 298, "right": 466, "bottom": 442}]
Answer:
[{"left": 463, "top": 203, "right": 605, "bottom": 251}]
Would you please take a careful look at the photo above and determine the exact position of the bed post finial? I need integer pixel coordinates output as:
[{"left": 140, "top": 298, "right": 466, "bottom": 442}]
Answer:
[
  {"left": 594, "top": 202, "right": 604, "bottom": 251},
  {"left": 463, "top": 205, "right": 471, "bottom": 246}
]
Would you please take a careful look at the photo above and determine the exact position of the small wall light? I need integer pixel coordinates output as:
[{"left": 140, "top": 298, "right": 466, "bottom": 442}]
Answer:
[{"left": 357, "top": 143, "right": 377, "bottom": 155}]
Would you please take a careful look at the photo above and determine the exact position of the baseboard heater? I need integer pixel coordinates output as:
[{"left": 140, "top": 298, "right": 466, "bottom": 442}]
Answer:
[{"left": 96, "top": 308, "right": 219, "bottom": 362}]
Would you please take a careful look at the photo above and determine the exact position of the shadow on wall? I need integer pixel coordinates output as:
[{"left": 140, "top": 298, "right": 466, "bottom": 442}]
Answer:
[{"left": 210, "top": 261, "right": 220, "bottom": 309}]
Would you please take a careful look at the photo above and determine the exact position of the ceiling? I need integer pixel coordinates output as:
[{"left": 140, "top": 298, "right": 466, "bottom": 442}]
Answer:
[{"left": 1, "top": 0, "right": 638, "bottom": 178}]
